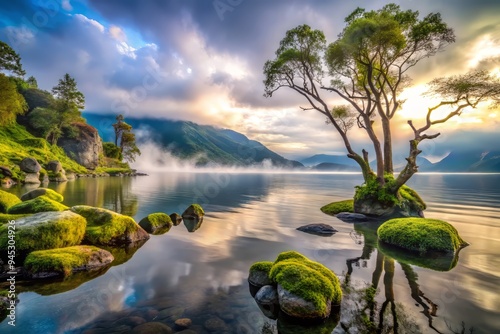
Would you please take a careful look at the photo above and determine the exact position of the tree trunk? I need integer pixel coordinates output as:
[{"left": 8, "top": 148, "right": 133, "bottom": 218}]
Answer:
[{"left": 382, "top": 119, "right": 393, "bottom": 175}]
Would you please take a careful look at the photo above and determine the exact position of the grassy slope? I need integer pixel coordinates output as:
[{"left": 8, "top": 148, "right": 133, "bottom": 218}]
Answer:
[{"left": 0, "top": 123, "right": 87, "bottom": 178}]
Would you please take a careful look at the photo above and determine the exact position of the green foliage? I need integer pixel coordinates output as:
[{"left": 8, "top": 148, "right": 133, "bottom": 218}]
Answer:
[
  {"left": 377, "top": 217, "right": 468, "bottom": 253},
  {"left": 0, "top": 73, "right": 27, "bottom": 126},
  {"left": 0, "top": 122, "right": 87, "bottom": 176},
  {"left": 0, "top": 40, "right": 25, "bottom": 76},
  {"left": 52, "top": 73, "right": 85, "bottom": 111},
  {"left": 320, "top": 199, "right": 354, "bottom": 215},
  {"left": 103, "top": 142, "right": 122, "bottom": 160},
  {"left": 269, "top": 251, "right": 342, "bottom": 317},
  {"left": 24, "top": 245, "right": 108, "bottom": 277},
  {"left": 139, "top": 213, "right": 173, "bottom": 234},
  {"left": 113, "top": 115, "right": 141, "bottom": 163},
  {"left": 0, "top": 211, "right": 87, "bottom": 252},
  {"left": 0, "top": 189, "right": 21, "bottom": 213},
  {"left": 8, "top": 196, "right": 68, "bottom": 214},
  {"left": 71, "top": 205, "right": 142, "bottom": 246},
  {"left": 249, "top": 261, "right": 273, "bottom": 275},
  {"left": 20, "top": 88, "right": 54, "bottom": 113},
  {"left": 20, "top": 188, "right": 64, "bottom": 203},
  {"left": 399, "top": 185, "right": 426, "bottom": 210}
]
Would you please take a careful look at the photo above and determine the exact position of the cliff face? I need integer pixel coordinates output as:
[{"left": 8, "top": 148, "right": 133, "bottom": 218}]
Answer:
[{"left": 58, "top": 123, "right": 103, "bottom": 170}]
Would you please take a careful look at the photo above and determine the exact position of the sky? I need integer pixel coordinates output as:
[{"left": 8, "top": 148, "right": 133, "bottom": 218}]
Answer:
[{"left": 1, "top": 0, "right": 499, "bottom": 160}]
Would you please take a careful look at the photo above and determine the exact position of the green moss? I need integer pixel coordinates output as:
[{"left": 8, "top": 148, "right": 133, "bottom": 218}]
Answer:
[
  {"left": 8, "top": 196, "right": 68, "bottom": 214},
  {"left": 71, "top": 205, "right": 142, "bottom": 245},
  {"left": 138, "top": 213, "right": 173, "bottom": 234},
  {"left": 0, "top": 213, "right": 32, "bottom": 225},
  {"left": 182, "top": 203, "right": 205, "bottom": 218},
  {"left": 320, "top": 199, "right": 354, "bottom": 216},
  {"left": 24, "top": 245, "right": 108, "bottom": 277},
  {"left": 21, "top": 188, "right": 64, "bottom": 202},
  {"left": 399, "top": 185, "right": 426, "bottom": 210},
  {"left": 263, "top": 251, "right": 342, "bottom": 318},
  {"left": 0, "top": 123, "right": 87, "bottom": 177},
  {"left": 0, "top": 211, "right": 87, "bottom": 252},
  {"left": 0, "top": 189, "right": 21, "bottom": 213},
  {"left": 377, "top": 218, "right": 468, "bottom": 253},
  {"left": 249, "top": 261, "right": 273, "bottom": 275}
]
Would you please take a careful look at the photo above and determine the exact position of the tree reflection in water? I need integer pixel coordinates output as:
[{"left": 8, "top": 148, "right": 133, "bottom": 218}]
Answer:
[{"left": 341, "top": 220, "right": 454, "bottom": 334}]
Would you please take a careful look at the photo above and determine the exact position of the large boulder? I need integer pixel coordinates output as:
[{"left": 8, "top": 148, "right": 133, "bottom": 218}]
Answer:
[
  {"left": 8, "top": 196, "right": 68, "bottom": 214},
  {"left": 0, "top": 211, "right": 87, "bottom": 252},
  {"left": 0, "top": 189, "right": 21, "bottom": 213},
  {"left": 377, "top": 218, "right": 469, "bottom": 254},
  {"left": 19, "top": 157, "right": 41, "bottom": 173},
  {"left": 21, "top": 188, "right": 64, "bottom": 202},
  {"left": 24, "top": 245, "right": 114, "bottom": 278},
  {"left": 248, "top": 261, "right": 273, "bottom": 287},
  {"left": 71, "top": 205, "right": 149, "bottom": 246},
  {"left": 139, "top": 213, "right": 173, "bottom": 235},
  {"left": 57, "top": 122, "right": 103, "bottom": 170}
]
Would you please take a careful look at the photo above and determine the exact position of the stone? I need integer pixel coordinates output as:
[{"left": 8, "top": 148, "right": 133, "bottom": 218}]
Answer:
[
  {"left": 46, "top": 160, "right": 63, "bottom": 173},
  {"left": 71, "top": 205, "right": 149, "bottom": 246},
  {"left": 170, "top": 212, "right": 183, "bottom": 226},
  {"left": 129, "top": 322, "right": 173, "bottom": 334},
  {"left": 25, "top": 245, "right": 114, "bottom": 278},
  {"left": 254, "top": 285, "right": 279, "bottom": 320},
  {"left": 0, "top": 211, "right": 87, "bottom": 252},
  {"left": 21, "top": 188, "right": 64, "bottom": 202},
  {"left": 8, "top": 196, "right": 68, "bottom": 214},
  {"left": 278, "top": 284, "right": 331, "bottom": 319},
  {"left": 204, "top": 317, "right": 229, "bottom": 332},
  {"left": 20, "top": 157, "right": 41, "bottom": 173},
  {"left": 296, "top": 223, "right": 338, "bottom": 236},
  {"left": 182, "top": 204, "right": 205, "bottom": 219},
  {"left": 174, "top": 318, "right": 192, "bottom": 330},
  {"left": 24, "top": 172, "right": 41, "bottom": 184},
  {"left": 139, "top": 213, "right": 173, "bottom": 235},
  {"left": 58, "top": 122, "right": 103, "bottom": 170},
  {"left": 114, "top": 316, "right": 146, "bottom": 327},
  {"left": 66, "top": 171, "right": 76, "bottom": 180},
  {"left": 0, "top": 166, "right": 13, "bottom": 177},
  {"left": 248, "top": 261, "right": 273, "bottom": 288},
  {"left": 336, "top": 212, "right": 368, "bottom": 222}
]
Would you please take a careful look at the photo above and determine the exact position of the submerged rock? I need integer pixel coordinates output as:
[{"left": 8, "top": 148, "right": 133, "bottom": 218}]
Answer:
[
  {"left": 296, "top": 223, "right": 338, "bottom": 236},
  {"left": 71, "top": 205, "right": 150, "bottom": 246},
  {"left": 174, "top": 318, "right": 192, "bottom": 330},
  {"left": 25, "top": 245, "right": 114, "bottom": 278},
  {"left": 336, "top": 212, "right": 368, "bottom": 222}
]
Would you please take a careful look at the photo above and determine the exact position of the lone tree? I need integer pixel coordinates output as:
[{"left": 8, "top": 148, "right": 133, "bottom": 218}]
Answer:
[
  {"left": 113, "top": 114, "right": 141, "bottom": 162},
  {"left": 0, "top": 40, "right": 25, "bottom": 77},
  {"left": 264, "top": 4, "right": 500, "bottom": 217}
]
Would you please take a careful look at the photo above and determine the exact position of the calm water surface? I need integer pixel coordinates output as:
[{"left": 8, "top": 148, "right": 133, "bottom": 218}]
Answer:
[{"left": 1, "top": 173, "right": 499, "bottom": 333}]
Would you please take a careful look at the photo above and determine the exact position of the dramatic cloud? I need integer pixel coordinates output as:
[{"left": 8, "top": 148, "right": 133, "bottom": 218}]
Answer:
[{"left": 1, "top": 0, "right": 499, "bottom": 159}]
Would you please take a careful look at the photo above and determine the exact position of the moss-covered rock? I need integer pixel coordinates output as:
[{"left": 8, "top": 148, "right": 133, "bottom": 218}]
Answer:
[
  {"left": 0, "top": 213, "right": 32, "bottom": 225},
  {"left": 0, "top": 189, "right": 21, "bottom": 213},
  {"left": 377, "top": 218, "right": 468, "bottom": 254},
  {"left": 24, "top": 245, "right": 114, "bottom": 278},
  {"left": 0, "top": 211, "right": 87, "bottom": 253},
  {"left": 71, "top": 205, "right": 149, "bottom": 246},
  {"left": 248, "top": 261, "right": 274, "bottom": 287},
  {"left": 7, "top": 196, "right": 68, "bottom": 214},
  {"left": 139, "top": 213, "right": 173, "bottom": 235},
  {"left": 249, "top": 251, "right": 342, "bottom": 320},
  {"left": 20, "top": 188, "right": 64, "bottom": 202},
  {"left": 320, "top": 199, "right": 353, "bottom": 216},
  {"left": 182, "top": 204, "right": 205, "bottom": 219}
]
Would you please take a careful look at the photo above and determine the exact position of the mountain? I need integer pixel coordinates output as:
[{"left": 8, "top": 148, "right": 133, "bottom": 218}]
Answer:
[
  {"left": 423, "top": 150, "right": 500, "bottom": 172},
  {"left": 300, "top": 154, "right": 358, "bottom": 167},
  {"left": 311, "top": 162, "right": 358, "bottom": 171},
  {"left": 84, "top": 114, "right": 303, "bottom": 168}
]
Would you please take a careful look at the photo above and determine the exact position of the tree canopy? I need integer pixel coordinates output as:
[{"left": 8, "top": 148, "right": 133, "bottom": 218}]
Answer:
[
  {"left": 0, "top": 74, "right": 27, "bottom": 126},
  {"left": 263, "top": 4, "right": 499, "bottom": 194},
  {"left": 0, "top": 40, "right": 25, "bottom": 77}
]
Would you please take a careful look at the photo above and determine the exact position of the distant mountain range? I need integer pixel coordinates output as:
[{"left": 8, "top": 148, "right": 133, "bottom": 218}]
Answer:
[
  {"left": 84, "top": 114, "right": 303, "bottom": 168},
  {"left": 300, "top": 152, "right": 500, "bottom": 173}
]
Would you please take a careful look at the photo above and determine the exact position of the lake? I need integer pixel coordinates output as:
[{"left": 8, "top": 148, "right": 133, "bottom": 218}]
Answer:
[{"left": 1, "top": 172, "right": 499, "bottom": 333}]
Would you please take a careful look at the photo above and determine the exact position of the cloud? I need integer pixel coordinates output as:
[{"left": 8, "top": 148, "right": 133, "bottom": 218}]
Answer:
[{"left": 1, "top": 0, "right": 499, "bottom": 159}]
